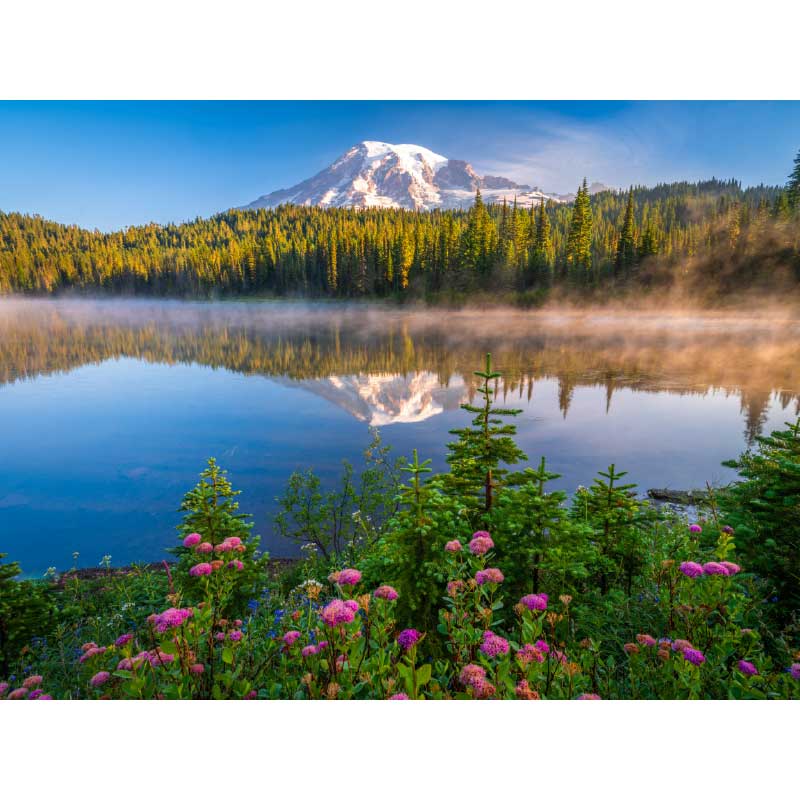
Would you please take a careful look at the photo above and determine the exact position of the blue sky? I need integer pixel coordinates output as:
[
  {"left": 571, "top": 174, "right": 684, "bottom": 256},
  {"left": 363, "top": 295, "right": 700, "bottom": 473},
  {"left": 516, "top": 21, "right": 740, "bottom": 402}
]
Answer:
[{"left": 1, "top": 101, "right": 798, "bottom": 231}]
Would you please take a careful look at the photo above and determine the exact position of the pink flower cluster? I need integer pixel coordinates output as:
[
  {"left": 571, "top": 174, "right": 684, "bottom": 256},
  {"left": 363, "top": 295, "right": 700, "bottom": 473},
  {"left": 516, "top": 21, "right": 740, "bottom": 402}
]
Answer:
[
  {"left": 680, "top": 560, "right": 741, "bottom": 578},
  {"left": 150, "top": 606, "right": 193, "bottom": 633},
  {"left": 475, "top": 568, "right": 504, "bottom": 585},
  {"left": 480, "top": 630, "right": 509, "bottom": 658},
  {"left": 336, "top": 568, "right": 362, "bottom": 586},
  {"left": 444, "top": 540, "right": 463, "bottom": 553},
  {"left": 636, "top": 634, "right": 658, "bottom": 647},
  {"left": 519, "top": 593, "right": 548, "bottom": 611},
  {"left": 183, "top": 532, "right": 202, "bottom": 547},
  {"left": 516, "top": 640, "right": 549, "bottom": 665},
  {"left": 189, "top": 562, "right": 213, "bottom": 577},
  {"left": 459, "top": 664, "right": 495, "bottom": 699},
  {"left": 320, "top": 598, "right": 359, "bottom": 627},
  {"left": 683, "top": 648, "right": 706, "bottom": 666},
  {"left": 1, "top": 681, "right": 52, "bottom": 700},
  {"left": 397, "top": 629, "right": 421, "bottom": 650},
  {"left": 469, "top": 531, "right": 494, "bottom": 555},
  {"left": 283, "top": 630, "right": 301, "bottom": 646},
  {"left": 79, "top": 645, "right": 107, "bottom": 663},
  {"left": 373, "top": 585, "right": 399, "bottom": 601},
  {"left": 737, "top": 660, "right": 758, "bottom": 676}
]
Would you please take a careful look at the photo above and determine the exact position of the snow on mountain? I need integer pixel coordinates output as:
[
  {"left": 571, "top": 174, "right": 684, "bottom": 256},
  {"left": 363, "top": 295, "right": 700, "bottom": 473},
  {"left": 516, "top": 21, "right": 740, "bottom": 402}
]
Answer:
[
  {"left": 281, "top": 371, "right": 467, "bottom": 425},
  {"left": 241, "top": 141, "right": 564, "bottom": 212}
]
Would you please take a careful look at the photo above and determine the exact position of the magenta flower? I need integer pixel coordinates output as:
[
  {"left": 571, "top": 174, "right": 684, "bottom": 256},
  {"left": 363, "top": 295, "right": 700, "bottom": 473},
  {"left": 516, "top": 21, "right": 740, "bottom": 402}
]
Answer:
[
  {"left": 389, "top": 693, "right": 409, "bottom": 700},
  {"left": 683, "top": 648, "right": 706, "bottom": 666},
  {"left": 183, "top": 533, "right": 202, "bottom": 547},
  {"left": 214, "top": 542, "right": 233, "bottom": 554},
  {"left": 194, "top": 542, "right": 213, "bottom": 555},
  {"left": 190, "top": 663, "right": 205, "bottom": 674},
  {"left": 737, "top": 660, "right": 758, "bottom": 676},
  {"left": 576, "top": 693, "right": 602, "bottom": 700},
  {"left": 397, "top": 629, "right": 421, "bottom": 650},
  {"left": 475, "top": 568, "right": 504, "bottom": 585},
  {"left": 90, "top": 671, "right": 111, "bottom": 687},
  {"left": 0, "top": 682, "right": 8, "bottom": 695},
  {"left": 336, "top": 568, "right": 362, "bottom": 586},
  {"left": 28, "top": 689, "right": 44, "bottom": 699},
  {"left": 702, "top": 561, "right": 730, "bottom": 576},
  {"left": 720, "top": 561, "right": 741, "bottom": 575},
  {"left": 151, "top": 607, "right": 193, "bottom": 633},
  {"left": 149, "top": 651, "right": 175, "bottom": 666},
  {"left": 114, "top": 633, "right": 134, "bottom": 647},
  {"left": 671, "top": 639, "right": 693, "bottom": 653},
  {"left": 22, "top": 675, "right": 43, "bottom": 689},
  {"left": 189, "top": 562, "right": 212, "bottom": 577},
  {"left": 480, "top": 630, "right": 510, "bottom": 658},
  {"left": 535, "top": 639, "right": 550, "bottom": 654},
  {"left": 79, "top": 646, "right": 107, "bottom": 663},
  {"left": 469, "top": 536, "right": 494, "bottom": 556},
  {"left": 689, "top": 524, "right": 702, "bottom": 533},
  {"left": 301, "top": 645, "right": 317, "bottom": 658},
  {"left": 519, "top": 593, "right": 548, "bottom": 611},
  {"left": 229, "top": 630, "right": 243, "bottom": 642},
  {"left": 459, "top": 663, "right": 487, "bottom": 688},
  {"left": 722, "top": 525, "right": 734, "bottom": 534},
  {"left": 472, "top": 530, "right": 492, "bottom": 540},
  {"left": 373, "top": 585, "right": 399, "bottom": 601},
  {"left": 444, "top": 540, "right": 463, "bottom": 553},
  {"left": 224, "top": 536, "right": 242, "bottom": 547},
  {"left": 679, "top": 561, "right": 704, "bottom": 578},
  {"left": 320, "top": 598, "right": 358, "bottom": 627},
  {"left": 227, "top": 559, "right": 244, "bottom": 570},
  {"left": 282, "top": 630, "right": 301, "bottom": 646},
  {"left": 516, "top": 643, "right": 545, "bottom": 665},
  {"left": 636, "top": 634, "right": 658, "bottom": 647},
  {"left": 7, "top": 688, "right": 29, "bottom": 699},
  {"left": 789, "top": 663, "right": 800, "bottom": 680}
]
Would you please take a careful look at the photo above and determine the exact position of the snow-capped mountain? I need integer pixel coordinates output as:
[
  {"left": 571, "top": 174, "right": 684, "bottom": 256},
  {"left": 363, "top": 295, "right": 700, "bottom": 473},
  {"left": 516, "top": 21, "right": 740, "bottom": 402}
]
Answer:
[{"left": 241, "top": 141, "right": 563, "bottom": 211}]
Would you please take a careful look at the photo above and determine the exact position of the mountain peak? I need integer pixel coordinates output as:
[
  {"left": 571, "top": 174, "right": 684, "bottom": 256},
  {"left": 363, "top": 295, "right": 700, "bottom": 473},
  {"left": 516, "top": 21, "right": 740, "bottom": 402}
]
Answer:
[{"left": 241, "top": 141, "right": 562, "bottom": 211}]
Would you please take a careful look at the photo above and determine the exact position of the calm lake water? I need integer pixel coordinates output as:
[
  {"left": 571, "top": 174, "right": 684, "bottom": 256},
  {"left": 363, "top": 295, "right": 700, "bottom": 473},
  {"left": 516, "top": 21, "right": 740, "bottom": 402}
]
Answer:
[{"left": 1, "top": 298, "right": 799, "bottom": 576}]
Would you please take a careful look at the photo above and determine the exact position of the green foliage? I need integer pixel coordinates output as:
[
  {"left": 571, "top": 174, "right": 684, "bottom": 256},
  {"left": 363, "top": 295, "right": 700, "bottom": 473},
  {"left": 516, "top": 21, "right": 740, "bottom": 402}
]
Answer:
[
  {"left": 0, "top": 554, "right": 57, "bottom": 676},
  {"left": 443, "top": 353, "right": 526, "bottom": 516},
  {"left": 721, "top": 418, "right": 800, "bottom": 623},
  {"left": 274, "top": 428, "right": 404, "bottom": 560},
  {"left": 173, "top": 457, "right": 267, "bottom": 615}
]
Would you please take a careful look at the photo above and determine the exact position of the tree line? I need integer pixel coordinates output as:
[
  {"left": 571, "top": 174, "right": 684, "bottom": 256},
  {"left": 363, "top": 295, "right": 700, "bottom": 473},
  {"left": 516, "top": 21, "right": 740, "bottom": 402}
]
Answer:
[{"left": 1, "top": 150, "right": 799, "bottom": 299}]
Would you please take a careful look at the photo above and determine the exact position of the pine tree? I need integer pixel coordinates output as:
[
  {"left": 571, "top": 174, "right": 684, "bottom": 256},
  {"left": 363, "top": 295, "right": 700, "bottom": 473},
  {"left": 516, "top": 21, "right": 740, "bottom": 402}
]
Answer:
[
  {"left": 566, "top": 179, "right": 593, "bottom": 272},
  {"left": 615, "top": 187, "right": 637, "bottom": 276},
  {"left": 528, "top": 198, "right": 552, "bottom": 286},
  {"left": 786, "top": 148, "right": 800, "bottom": 210}
]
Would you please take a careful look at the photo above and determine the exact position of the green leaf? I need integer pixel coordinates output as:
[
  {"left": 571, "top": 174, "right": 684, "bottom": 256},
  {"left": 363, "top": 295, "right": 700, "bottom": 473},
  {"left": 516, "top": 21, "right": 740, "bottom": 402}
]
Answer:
[{"left": 221, "top": 647, "right": 234, "bottom": 665}]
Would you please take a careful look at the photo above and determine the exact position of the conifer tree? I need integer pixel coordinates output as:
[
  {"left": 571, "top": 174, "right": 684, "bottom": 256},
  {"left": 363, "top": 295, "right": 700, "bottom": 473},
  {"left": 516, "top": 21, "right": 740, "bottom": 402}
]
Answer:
[
  {"left": 615, "top": 187, "right": 637, "bottom": 276},
  {"left": 786, "top": 148, "right": 800, "bottom": 210}
]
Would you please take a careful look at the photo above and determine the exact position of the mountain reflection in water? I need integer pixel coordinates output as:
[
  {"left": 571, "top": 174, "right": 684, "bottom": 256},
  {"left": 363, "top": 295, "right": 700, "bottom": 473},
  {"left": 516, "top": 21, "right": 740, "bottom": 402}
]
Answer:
[{"left": 1, "top": 298, "right": 798, "bottom": 573}]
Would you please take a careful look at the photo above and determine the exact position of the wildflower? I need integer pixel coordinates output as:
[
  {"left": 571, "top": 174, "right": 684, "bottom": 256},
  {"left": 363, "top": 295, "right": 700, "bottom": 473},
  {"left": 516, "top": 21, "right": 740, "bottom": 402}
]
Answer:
[
  {"left": 559, "top": 594, "right": 573, "bottom": 606},
  {"left": 397, "top": 629, "right": 421, "bottom": 651},
  {"left": 320, "top": 598, "right": 358, "bottom": 627},
  {"left": 79, "top": 646, "right": 107, "bottom": 663},
  {"left": 623, "top": 643, "right": 640, "bottom": 655},
  {"left": 671, "top": 639, "right": 693, "bottom": 653},
  {"left": 183, "top": 533, "right": 202, "bottom": 547},
  {"left": 151, "top": 607, "right": 193, "bottom": 633},
  {"left": 373, "top": 585, "right": 399, "bottom": 601},
  {"left": 188, "top": 663, "right": 205, "bottom": 675},
  {"left": 480, "top": 630, "right": 510, "bottom": 658},
  {"left": 234, "top": 619, "right": 243, "bottom": 627},
  {"left": 81, "top": 641, "right": 98, "bottom": 652},
  {"left": 336, "top": 568, "right": 362, "bottom": 586},
  {"left": 516, "top": 643, "right": 545, "bottom": 665},
  {"left": 469, "top": 536, "right": 494, "bottom": 556},
  {"left": 326, "top": 683, "right": 341, "bottom": 699},
  {"left": 576, "top": 693, "right": 602, "bottom": 700},
  {"left": 702, "top": 561, "right": 730, "bottom": 576},
  {"left": 737, "top": 660, "right": 758, "bottom": 676},
  {"left": 475, "top": 568, "right": 504, "bottom": 585},
  {"left": 535, "top": 639, "right": 550, "bottom": 654},
  {"left": 214, "top": 542, "right": 233, "bottom": 554},
  {"left": 720, "top": 561, "right": 741, "bottom": 575},
  {"left": 515, "top": 680, "right": 540, "bottom": 700},
  {"left": 301, "top": 645, "right": 317, "bottom": 658},
  {"left": 636, "top": 634, "right": 658, "bottom": 647},
  {"left": 722, "top": 525, "right": 734, "bottom": 534},
  {"left": 149, "top": 651, "right": 175, "bottom": 666},
  {"left": 471, "top": 678, "right": 496, "bottom": 699},
  {"left": 224, "top": 536, "right": 242, "bottom": 547},
  {"left": 446, "top": 580, "right": 464, "bottom": 597},
  {"left": 28, "top": 689, "right": 44, "bottom": 699},
  {"left": 22, "top": 675, "right": 43, "bottom": 689},
  {"left": 519, "top": 593, "right": 548, "bottom": 611},
  {"left": 227, "top": 559, "right": 244, "bottom": 570},
  {"left": 189, "top": 563, "right": 213, "bottom": 577},
  {"left": 115, "top": 633, "right": 134, "bottom": 647},
  {"left": 683, "top": 648, "right": 706, "bottom": 666},
  {"left": 283, "top": 630, "right": 301, "bottom": 646},
  {"left": 657, "top": 648, "right": 670, "bottom": 662},
  {"left": 0, "top": 682, "right": 8, "bottom": 695},
  {"left": 679, "top": 561, "right": 704, "bottom": 578},
  {"left": 459, "top": 664, "right": 487, "bottom": 688},
  {"left": 90, "top": 671, "right": 111, "bottom": 687},
  {"left": 444, "top": 540, "right": 463, "bottom": 553},
  {"left": 472, "top": 530, "right": 492, "bottom": 540},
  {"left": 229, "top": 631, "right": 243, "bottom": 642},
  {"left": 195, "top": 542, "right": 213, "bottom": 555},
  {"left": 389, "top": 693, "right": 409, "bottom": 700},
  {"left": 789, "top": 664, "right": 800, "bottom": 680},
  {"left": 7, "top": 688, "right": 29, "bottom": 699},
  {"left": 689, "top": 524, "right": 702, "bottom": 533}
]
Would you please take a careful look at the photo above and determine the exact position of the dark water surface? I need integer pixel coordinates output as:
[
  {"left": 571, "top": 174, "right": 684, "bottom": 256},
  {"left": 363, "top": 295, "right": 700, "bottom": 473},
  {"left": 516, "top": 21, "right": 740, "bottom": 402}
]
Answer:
[{"left": 1, "top": 298, "right": 798, "bottom": 576}]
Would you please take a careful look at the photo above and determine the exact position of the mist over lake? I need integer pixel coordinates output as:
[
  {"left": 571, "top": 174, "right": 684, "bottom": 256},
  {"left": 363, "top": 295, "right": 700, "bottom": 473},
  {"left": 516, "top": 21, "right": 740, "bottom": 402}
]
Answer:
[{"left": 1, "top": 297, "right": 798, "bottom": 576}]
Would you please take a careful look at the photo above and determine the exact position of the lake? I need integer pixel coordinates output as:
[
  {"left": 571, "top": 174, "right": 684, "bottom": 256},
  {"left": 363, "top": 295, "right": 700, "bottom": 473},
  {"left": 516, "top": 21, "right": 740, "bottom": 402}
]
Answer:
[{"left": 1, "top": 298, "right": 798, "bottom": 576}]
